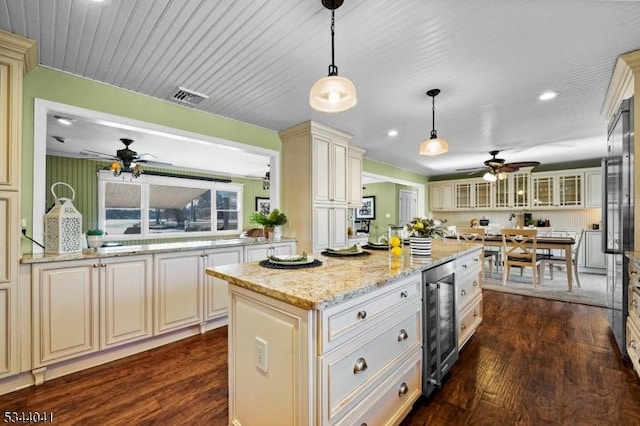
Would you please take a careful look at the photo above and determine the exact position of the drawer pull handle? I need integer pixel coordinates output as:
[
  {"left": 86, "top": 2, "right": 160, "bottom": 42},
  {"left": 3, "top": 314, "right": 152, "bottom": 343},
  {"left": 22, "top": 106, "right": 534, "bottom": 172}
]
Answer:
[
  {"left": 462, "top": 264, "right": 468, "bottom": 269},
  {"left": 631, "top": 340, "right": 637, "bottom": 350},
  {"left": 398, "top": 382, "right": 409, "bottom": 396},
  {"left": 400, "top": 290, "right": 409, "bottom": 298},
  {"left": 473, "top": 310, "right": 479, "bottom": 317},
  {"left": 474, "top": 257, "right": 479, "bottom": 262},
  {"left": 357, "top": 310, "right": 367, "bottom": 320},
  {"left": 353, "top": 357, "right": 368, "bottom": 374},
  {"left": 397, "top": 329, "right": 408, "bottom": 341},
  {"left": 461, "top": 289, "right": 466, "bottom": 296},
  {"left": 461, "top": 323, "right": 467, "bottom": 330},
  {"left": 473, "top": 280, "right": 478, "bottom": 287}
]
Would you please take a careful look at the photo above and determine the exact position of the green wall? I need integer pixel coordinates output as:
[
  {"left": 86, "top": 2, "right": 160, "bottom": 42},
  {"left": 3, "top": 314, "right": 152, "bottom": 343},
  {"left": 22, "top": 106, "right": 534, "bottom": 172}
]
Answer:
[{"left": 362, "top": 182, "right": 417, "bottom": 243}]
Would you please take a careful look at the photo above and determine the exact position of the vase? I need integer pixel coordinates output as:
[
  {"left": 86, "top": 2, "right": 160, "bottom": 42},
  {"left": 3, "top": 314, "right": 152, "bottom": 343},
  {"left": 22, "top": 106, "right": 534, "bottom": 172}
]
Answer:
[
  {"left": 263, "top": 226, "right": 274, "bottom": 240},
  {"left": 86, "top": 235, "right": 103, "bottom": 250},
  {"left": 410, "top": 236, "right": 432, "bottom": 257}
]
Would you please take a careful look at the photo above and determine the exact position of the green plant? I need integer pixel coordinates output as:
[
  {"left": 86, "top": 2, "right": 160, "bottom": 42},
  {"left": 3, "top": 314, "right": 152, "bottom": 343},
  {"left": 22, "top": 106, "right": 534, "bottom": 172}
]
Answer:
[
  {"left": 249, "top": 208, "right": 288, "bottom": 227},
  {"left": 408, "top": 217, "right": 445, "bottom": 238},
  {"left": 86, "top": 229, "right": 104, "bottom": 236}
]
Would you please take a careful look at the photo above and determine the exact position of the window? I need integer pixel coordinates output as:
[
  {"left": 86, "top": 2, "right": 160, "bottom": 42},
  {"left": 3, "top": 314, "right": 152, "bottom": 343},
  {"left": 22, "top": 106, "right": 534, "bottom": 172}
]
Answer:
[{"left": 98, "top": 171, "right": 242, "bottom": 240}]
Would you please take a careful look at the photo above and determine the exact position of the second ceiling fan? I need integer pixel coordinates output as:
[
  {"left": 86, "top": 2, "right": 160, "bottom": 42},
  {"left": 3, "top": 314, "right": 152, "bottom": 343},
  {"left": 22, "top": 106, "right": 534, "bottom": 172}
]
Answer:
[{"left": 457, "top": 150, "right": 540, "bottom": 181}]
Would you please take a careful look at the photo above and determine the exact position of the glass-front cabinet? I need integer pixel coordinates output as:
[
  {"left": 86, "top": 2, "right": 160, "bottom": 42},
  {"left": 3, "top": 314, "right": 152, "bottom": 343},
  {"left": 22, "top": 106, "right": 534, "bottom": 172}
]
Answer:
[
  {"left": 474, "top": 181, "right": 492, "bottom": 209},
  {"left": 511, "top": 172, "right": 531, "bottom": 208},
  {"left": 531, "top": 172, "right": 584, "bottom": 209},
  {"left": 494, "top": 176, "right": 510, "bottom": 209},
  {"left": 455, "top": 182, "right": 473, "bottom": 209},
  {"left": 532, "top": 175, "right": 554, "bottom": 208},
  {"left": 557, "top": 174, "right": 582, "bottom": 207}
]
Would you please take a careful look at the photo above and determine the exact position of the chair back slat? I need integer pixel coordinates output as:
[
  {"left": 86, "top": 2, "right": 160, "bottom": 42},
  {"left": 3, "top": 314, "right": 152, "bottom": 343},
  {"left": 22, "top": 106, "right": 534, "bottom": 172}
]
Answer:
[
  {"left": 501, "top": 228, "right": 538, "bottom": 260},
  {"left": 456, "top": 227, "right": 485, "bottom": 243}
]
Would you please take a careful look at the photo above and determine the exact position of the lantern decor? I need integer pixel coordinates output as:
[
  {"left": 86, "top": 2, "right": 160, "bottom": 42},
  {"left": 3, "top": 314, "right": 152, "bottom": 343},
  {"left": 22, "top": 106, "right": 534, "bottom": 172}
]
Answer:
[{"left": 44, "top": 182, "right": 83, "bottom": 254}]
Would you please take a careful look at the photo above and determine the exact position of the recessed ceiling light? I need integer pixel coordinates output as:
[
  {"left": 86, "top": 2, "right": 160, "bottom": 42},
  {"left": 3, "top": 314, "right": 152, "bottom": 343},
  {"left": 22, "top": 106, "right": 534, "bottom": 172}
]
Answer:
[
  {"left": 539, "top": 91, "right": 557, "bottom": 101},
  {"left": 387, "top": 130, "right": 398, "bottom": 137},
  {"left": 54, "top": 115, "right": 74, "bottom": 126}
]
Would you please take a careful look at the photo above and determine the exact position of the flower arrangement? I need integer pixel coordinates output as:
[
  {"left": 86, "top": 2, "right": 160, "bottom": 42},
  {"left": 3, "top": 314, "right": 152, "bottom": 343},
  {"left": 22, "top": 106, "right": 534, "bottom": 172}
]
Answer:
[
  {"left": 408, "top": 217, "right": 445, "bottom": 238},
  {"left": 249, "top": 208, "right": 288, "bottom": 227},
  {"left": 86, "top": 229, "right": 104, "bottom": 236}
]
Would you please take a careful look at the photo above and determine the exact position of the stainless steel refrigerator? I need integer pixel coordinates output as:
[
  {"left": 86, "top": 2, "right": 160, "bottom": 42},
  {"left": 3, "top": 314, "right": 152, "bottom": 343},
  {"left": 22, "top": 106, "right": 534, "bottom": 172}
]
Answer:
[{"left": 602, "top": 96, "right": 634, "bottom": 356}]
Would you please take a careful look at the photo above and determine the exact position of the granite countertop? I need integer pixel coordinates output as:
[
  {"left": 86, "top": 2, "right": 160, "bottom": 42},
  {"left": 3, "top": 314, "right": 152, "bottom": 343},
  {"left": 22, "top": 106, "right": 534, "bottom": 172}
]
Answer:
[
  {"left": 21, "top": 237, "right": 297, "bottom": 264},
  {"left": 206, "top": 239, "right": 480, "bottom": 310}
]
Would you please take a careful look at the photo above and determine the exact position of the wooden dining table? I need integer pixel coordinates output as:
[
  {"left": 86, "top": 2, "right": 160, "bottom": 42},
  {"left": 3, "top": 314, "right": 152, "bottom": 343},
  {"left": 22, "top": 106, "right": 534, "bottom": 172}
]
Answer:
[{"left": 449, "top": 234, "right": 577, "bottom": 291}]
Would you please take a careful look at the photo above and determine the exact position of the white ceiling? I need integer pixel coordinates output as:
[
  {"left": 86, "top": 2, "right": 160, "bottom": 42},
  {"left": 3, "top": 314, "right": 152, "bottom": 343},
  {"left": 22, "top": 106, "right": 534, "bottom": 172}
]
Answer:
[{"left": 3, "top": 0, "right": 640, "bottom": 178}]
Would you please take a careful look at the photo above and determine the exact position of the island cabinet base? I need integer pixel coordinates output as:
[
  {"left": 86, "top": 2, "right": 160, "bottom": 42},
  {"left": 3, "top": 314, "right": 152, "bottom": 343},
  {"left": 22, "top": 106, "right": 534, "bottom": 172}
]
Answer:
[{"left": 228, "top": 273, "right": 424, "bottom": 426}]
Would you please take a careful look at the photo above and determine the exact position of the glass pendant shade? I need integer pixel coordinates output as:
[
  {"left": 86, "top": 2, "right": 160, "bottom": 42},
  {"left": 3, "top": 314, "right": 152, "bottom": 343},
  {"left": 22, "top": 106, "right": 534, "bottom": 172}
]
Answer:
[
  {"left": 419, "top": 137, "right": 448, "bottom": 156},
  {"left": 310, "top": 75, "right": 357, "bottom": 112}
]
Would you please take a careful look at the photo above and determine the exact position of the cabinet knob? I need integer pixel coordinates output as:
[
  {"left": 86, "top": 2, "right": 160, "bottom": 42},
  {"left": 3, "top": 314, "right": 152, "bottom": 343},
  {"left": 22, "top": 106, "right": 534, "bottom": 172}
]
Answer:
[
  {"left": 92, "top": 264, "right": 99, "bottom": 268},
  {"left": 400, "top": 290, "right": 409, "bottom": 298},
  {"left": 461, "top": 323, "right": 467, "bottom": 330},
  {"left": 474, "top": 257, "right": 479, "bottom": 262},
  {"left": 357, "top": 310, "right": 367, "bottom": 320},
  {"left": 461, "top": 289, "right": 466, "bottom": 296},
  {"left": 473, "top": 310, "right": 479, "bottom": 317},
  {"left": 631, "top": 340, "right": 637, "bottom": 350},
  {"left": 100, "top": 263, "right": 106, "bottom": 267},
  {"left": 397, "top": 329, "right": 408, "bottom": 342},
  {"left": 632, "top": 300, "right": 638, "bottom": 308},
  {"left": 398, "top": 382, "right": 409, "bottom": 397},
  {"left": 353, "top": 357, "right": 368, "bottom": 374},
  {"left": 472, "top": 280, "right": 478, "bottom": 287},
  {"left": 462, "top": 264, "right": 468, "bottom": 269}
]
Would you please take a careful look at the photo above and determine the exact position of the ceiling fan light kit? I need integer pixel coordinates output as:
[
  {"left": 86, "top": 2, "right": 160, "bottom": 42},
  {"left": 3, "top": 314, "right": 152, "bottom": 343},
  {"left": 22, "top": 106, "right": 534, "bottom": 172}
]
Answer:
[
  {"left": 309, "top": 0, "right": 357, "bottom": 113},
  {"left": 419, "top": 89, "right": 448, "bottom": 156},
  {"left": 459, "top": 150, "right": 540, "bottom": 181}
]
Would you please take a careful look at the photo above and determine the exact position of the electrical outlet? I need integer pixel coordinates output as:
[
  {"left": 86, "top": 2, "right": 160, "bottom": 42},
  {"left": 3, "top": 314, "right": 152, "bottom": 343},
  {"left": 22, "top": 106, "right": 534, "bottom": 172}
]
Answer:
[{"left": 255, "top": 337, "right": 268, "bottom": 373}]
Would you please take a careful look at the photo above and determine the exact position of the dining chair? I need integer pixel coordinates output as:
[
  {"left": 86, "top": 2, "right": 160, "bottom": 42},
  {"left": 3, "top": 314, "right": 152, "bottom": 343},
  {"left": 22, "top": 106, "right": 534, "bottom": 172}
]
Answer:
[
  {"left": 540, "top": 229, "right": 584, "bottom": 289},
  {"left": 456, "top": 227, "right": 500, "bottom": 277},
  {"left": 501, "top": 228, "right": 542, "bottom": 286}
]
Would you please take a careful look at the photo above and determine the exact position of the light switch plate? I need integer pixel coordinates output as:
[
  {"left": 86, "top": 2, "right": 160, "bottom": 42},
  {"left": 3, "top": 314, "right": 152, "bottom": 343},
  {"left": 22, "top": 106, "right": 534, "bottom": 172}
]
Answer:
[{"left": 255, "top": 337, "right": 268, "bottom": 373}]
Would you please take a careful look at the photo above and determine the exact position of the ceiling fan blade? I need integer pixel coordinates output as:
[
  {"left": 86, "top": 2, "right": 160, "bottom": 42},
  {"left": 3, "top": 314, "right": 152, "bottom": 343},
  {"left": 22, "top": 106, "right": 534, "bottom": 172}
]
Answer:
[
  {"left": 80, "top": 149, "right": 118, "bottom": 160},
  {"left": 500, "top": 165, "right": 520, "bottom": 172},
  {"left": 455, "top": 166, "right": 486, "bottom": 172},
  {"left": 139, "top": 159, "right": 173, "bottom": 167},
  {"left": 137, "top": 153, "right": 158, "bottom": 161},
  {"left": 504, "top": 161, "right": 540, "bottom": 168}
]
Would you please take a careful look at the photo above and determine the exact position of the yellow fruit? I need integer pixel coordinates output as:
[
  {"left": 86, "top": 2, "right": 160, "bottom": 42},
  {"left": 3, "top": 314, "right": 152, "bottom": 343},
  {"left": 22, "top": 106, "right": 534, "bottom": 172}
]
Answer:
[
  {"left": 391, "top": 246, "right": 403, "bottom": 257},
  {"left": 389, "top": 236, "right": 402, "bottom": 247},
  {"left": 415, "top": 222, "right": 424, "bottom": 230}
]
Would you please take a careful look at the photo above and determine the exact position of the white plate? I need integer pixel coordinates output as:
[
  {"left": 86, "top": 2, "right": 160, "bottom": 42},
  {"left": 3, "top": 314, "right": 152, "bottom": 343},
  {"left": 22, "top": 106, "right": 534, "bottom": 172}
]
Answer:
[{"left": 269, "top": 255, "right": 315, "bottom": 265}]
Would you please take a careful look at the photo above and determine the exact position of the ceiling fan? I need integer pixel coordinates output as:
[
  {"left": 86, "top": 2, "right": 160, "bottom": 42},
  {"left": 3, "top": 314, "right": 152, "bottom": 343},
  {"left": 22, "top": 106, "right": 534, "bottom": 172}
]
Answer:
[
  {"left": 81, "top": 138, "right": 172, "bottom": 176},
  {"left": 457, "top": 150, "right": 540, "bottom": 181}
]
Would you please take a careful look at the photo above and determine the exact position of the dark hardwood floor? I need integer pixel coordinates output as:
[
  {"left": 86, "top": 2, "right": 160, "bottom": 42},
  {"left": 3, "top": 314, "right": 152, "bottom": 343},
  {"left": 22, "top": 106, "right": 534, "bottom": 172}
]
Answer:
[{"left": 2, "top": 290, "right": 640, "bottom": 425}]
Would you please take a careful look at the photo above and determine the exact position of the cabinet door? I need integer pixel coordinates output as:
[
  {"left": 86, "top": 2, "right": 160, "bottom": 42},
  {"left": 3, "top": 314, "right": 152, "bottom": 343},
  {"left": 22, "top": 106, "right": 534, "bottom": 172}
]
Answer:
[
  {"left": 585, "top": 171, "right": 602, "bottom": 208},
  {"left": 205, "top": 247, "right": 243, "bottom": 320},
  {"left": 0, "top": 52, "right": 23, "bottom": 190},
  {"left": 154, "top": 251, "right": 203, "bottom": 334},
  {"left": 331, "top": 140, "right": 348, "bottom": 203},
  {"left": 244, "top": 245, "right": 270, "bottom": 262},
  {"left": 494, "top": 177, "right": 510, "bottom": 209},
  {"left": 101, "top": 255, "right": 153, "bottom": 349},
  {"left": 272, "top": 242, "right": 295, "bottom": 256},
  {"left": 558, "top": 173, "right": 583, "bottom": 207},
  {"left": 474, "top": 181, "right": 492, "bottom": 209},
  {"left": 585, "top": 231, "right": 606, "bottom": 269},
  {"left": 313, "top": 135, "right": 332, "bottom": 203},
  {"left": 0, "top": 285, "right": 16, "bottom": 378},
  {"left": 0, "top": 192, "right": 18, "bottom": 286},
  {"left": 314, "top": 206, "right": 347, "bottom": 251},
  {"left": 455, "top": 183, "right": 472, "bottom": 209},
  {"left": 532, "top": 175, "right": 554, "bottom": 208},
  {"left": 512, "top": 173, "right": 530, "bottom": 208},
  {"left": 33, "top": 261, "right": 100, "bottom": 366},
  {"left": 347, "top": 148, "right": 364, "bottom": 206},
  {"left": 331, "top": 206, "right": 348, "bottom": 249}
]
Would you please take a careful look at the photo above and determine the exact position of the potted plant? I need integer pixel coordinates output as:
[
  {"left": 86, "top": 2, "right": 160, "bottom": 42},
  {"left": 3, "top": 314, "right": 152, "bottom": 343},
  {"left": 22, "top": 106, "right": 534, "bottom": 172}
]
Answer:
[
  {"left": 407, "top": 217, "right": 445, "bottom": 256},
  {"left": 249, "top": 209, "right": 288, "bottom": 239},
  {"left": 86, "top": 229, "right": 104, "bottom": 250}
]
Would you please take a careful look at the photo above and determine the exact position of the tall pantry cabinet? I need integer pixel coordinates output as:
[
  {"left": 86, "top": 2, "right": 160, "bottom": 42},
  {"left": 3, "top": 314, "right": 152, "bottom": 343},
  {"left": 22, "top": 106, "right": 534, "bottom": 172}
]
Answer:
[
  {"left": 0, "top": 31, "right": 36, "bottom": 380},
  {"left": 280, "top": 121, "right": 365, "bottom": 253}
]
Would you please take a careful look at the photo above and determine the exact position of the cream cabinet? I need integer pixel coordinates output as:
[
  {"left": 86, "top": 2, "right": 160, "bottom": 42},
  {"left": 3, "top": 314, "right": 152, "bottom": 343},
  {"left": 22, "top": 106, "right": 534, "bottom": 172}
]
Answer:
[
  {"left": 584, "top": 168, "right": 602, "bottom": 208},
  {"left": 532, "top": 171, "right": 584, "bottom": 208},
  {"left": 204, "top": 246, "right": 243, "bottom": 321},
  {"left": 243, "top": 241, "right": 296, "bottom": 262},
  {"left": 455, "top": 248, "right": 483, "bottom": 349},
  {"left": 228, "top": 273, "right": 422, "bottom": 425},
  {"left": 32, "top": 255, "right": 153, "bottom": 367},
  {"left": 584, "top": 230, "right": 606, "bottom": 270},
  {"left": 454, "top": 182, "right": 473, "bottom": 209},
  {"left": 154, "top": 251, "right": 204, "bottom": 334},
  {"left": 347, "top": 146, "right": 365, "bottom": 207},
  {"left": 429, "top": 182, "right": 454, "bottom": 211},
  {"left": 627, "top": 258, "right": 640, "bottom": 378},
  {"left": 280, "top": 121, "right": 364, "bottom": 253},
  {"left": 313, "top": 205, "right": 348, "bottom": 252},
  {"left": 0, "top": 31, "right": 36, "bottom": 380}
]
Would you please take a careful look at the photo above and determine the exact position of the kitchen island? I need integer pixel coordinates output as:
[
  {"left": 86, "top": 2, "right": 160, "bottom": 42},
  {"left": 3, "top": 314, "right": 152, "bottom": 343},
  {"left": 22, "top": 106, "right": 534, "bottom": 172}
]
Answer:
[{"left": 206, "top": 239, "right": 482, "bottom": 425}]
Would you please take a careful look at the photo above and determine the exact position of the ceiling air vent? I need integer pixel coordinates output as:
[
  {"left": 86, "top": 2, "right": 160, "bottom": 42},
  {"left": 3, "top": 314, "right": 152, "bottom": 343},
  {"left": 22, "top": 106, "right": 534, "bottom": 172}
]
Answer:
[{"left": 171, "top": 86, "right": 209, "bottom": 106}]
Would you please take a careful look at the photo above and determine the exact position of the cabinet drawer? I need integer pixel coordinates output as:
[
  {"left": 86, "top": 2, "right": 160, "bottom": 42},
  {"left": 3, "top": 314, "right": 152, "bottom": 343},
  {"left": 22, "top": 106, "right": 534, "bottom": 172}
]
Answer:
[
  {"left": 458, "top": 294, "right": 483, "bottom": 349},
  {"left": 630, "top": 288, "right": 640, "bottom": 323},
  {"left": 457, "top": 267, "right": 482, "bottom": 311},
  {"left": 456, "top": 249, "right": 482, "bottom": 272},
  {"left": 337, "top": 350, "right": 422, "bottom": 426},
  {"left": 321, "top": 306, "right": 421, "bottom": 422},
  {"left": 319, "top": 275, "right": 421, "bottom": 354}
]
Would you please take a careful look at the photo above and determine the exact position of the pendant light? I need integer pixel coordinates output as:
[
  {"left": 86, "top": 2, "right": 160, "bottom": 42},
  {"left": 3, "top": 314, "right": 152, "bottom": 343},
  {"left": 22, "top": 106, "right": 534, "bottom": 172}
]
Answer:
[
  {"left": 419, "top": 89, "right": 448, "bottom": 156},
  {"left": 309, "top": 0, "right": 357, "bottom": 113}
]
